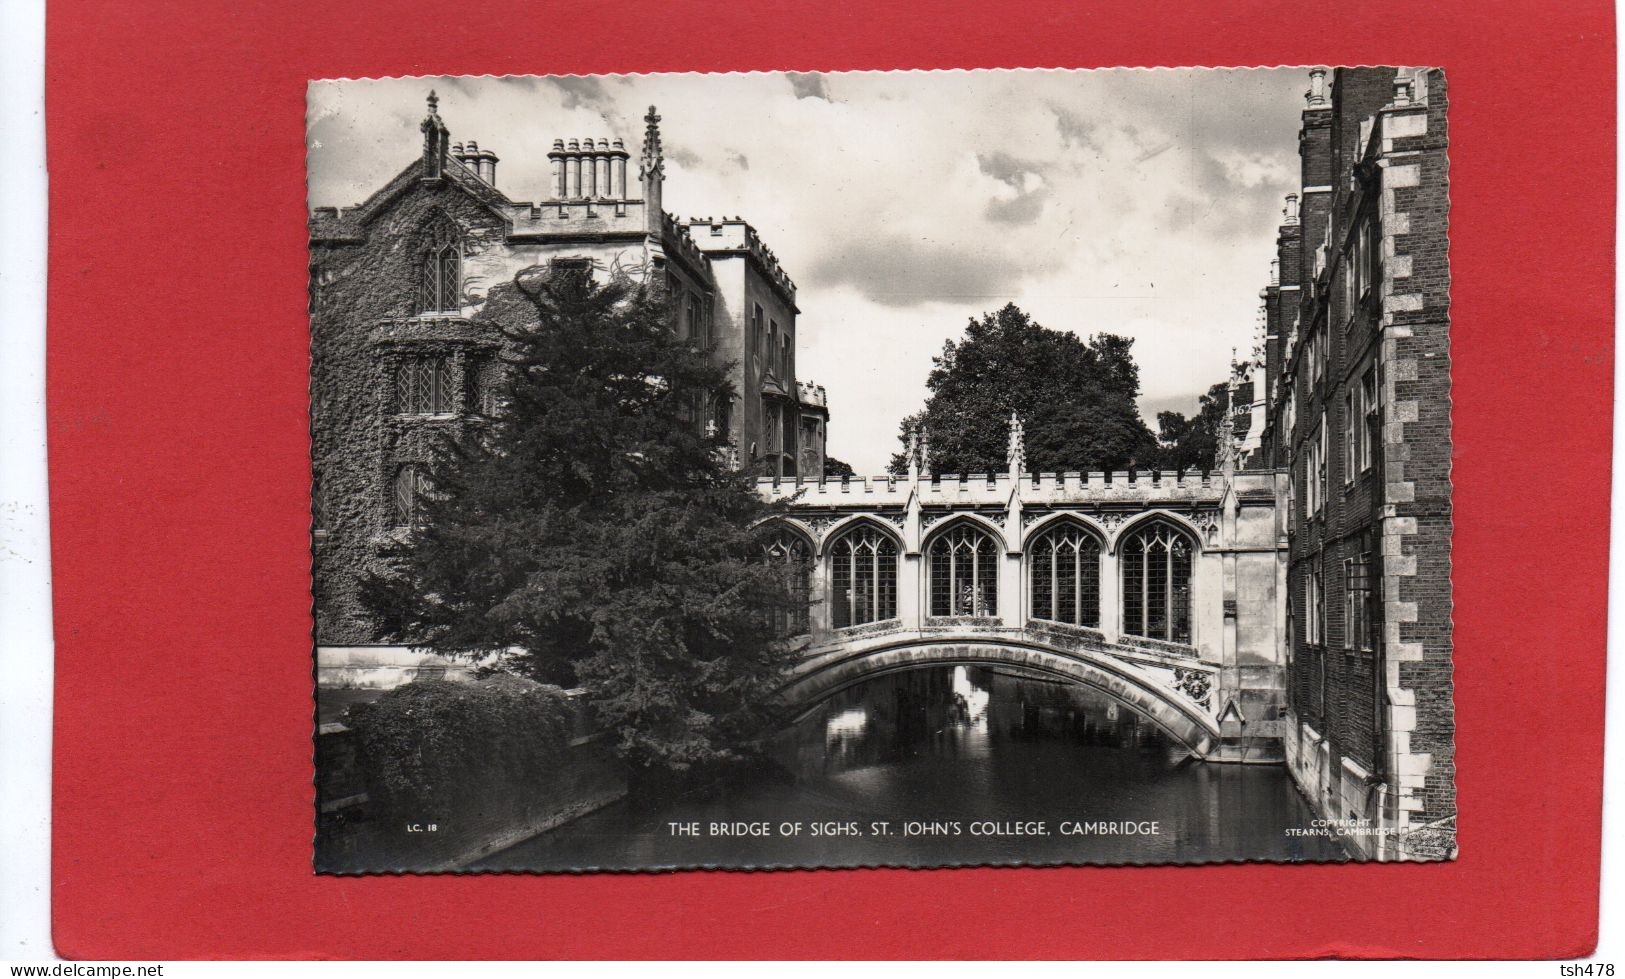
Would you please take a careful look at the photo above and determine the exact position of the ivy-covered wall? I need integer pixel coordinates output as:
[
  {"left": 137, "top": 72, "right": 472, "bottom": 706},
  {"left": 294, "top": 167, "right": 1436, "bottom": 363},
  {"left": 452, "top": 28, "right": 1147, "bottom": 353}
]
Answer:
[
  {"left": 310, "top": 176, "right": 512, "bottom": 643},
  {"left": 315, "top": 676, "right": 628, "bottom": 872}
]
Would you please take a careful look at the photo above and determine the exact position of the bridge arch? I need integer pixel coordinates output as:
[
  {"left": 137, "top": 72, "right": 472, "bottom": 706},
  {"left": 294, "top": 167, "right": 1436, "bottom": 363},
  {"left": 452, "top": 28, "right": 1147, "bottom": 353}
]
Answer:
[{"left": 779, "top": 636, "right": 1221, "bottom": 758}]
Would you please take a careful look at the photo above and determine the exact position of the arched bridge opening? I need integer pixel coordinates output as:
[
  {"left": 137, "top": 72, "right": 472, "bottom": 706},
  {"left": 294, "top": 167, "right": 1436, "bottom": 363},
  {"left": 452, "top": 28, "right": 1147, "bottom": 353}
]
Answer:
[{"left": 777, "top": 637, "right": 1222, "bottom": 760}]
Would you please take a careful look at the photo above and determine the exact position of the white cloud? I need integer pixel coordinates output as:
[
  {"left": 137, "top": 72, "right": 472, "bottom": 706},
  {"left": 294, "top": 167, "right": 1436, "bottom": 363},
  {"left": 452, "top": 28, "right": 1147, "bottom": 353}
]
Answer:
[{"left": 309, "top": 68, "right": 1307, "bottom": 472}]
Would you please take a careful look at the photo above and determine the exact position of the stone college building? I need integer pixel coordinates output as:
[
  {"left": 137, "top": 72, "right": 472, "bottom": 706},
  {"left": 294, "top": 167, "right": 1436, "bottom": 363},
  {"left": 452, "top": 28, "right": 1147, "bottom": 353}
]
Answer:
[{"left": 309, "top": 95, "right": 829, "bottom": 663}]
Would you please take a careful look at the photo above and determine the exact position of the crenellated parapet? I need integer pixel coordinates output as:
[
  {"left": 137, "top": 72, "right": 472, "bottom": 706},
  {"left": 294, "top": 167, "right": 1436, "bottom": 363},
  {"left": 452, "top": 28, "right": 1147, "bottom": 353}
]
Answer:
[
  {"left": 758, "top": 467, "right": 1277, "bottom": 507},
  {"left": 685, "top": 217, "right": 798, "bottom": 309},
  {"left": 795, "top": 380, "right": 827, "bottom": 410},
  {"left": 660, "top": 211, "right": 711, "bottom": 276}
]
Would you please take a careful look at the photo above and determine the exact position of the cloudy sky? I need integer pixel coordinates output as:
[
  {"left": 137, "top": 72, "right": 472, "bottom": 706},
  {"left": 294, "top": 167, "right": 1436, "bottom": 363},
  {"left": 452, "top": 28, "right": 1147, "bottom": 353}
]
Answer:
[{"left": 309, "top": 69, "right": 1307, "bottom": 473}]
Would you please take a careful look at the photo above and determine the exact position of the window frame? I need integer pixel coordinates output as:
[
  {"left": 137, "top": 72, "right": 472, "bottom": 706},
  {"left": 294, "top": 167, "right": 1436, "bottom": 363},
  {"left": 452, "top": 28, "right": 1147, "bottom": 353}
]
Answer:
[
  {"left": 390, "top": 464, "right": 425, "bottom": 530},
  {"left": 1341, "top": 252, "right": 1355, "bottom": 329},
  {"left": 1303, "top": 420, "right": 1326, "bottom": 518},
  {"left": 1119, "top": 520, "right": 1196, "bottom": 645},
  {"left": 927, "top": 521, "right": 1000, "bottom": 618},
  {"left": 421, "top": 242, "right": 461, "bottom": 313},
  {"left": 394, "top": 353, "right": 455, "bottom": 417},
  {"left": 761, "top": 526, "right": 813, "bottom": 638},
  {"left": 1027, "top": 520, "right": 1103, "bottom": 629},
  {"left": 1343, "top": 387, "right": 1357, "bottom": 486},
  {"left": 1316, "top": 421, "right": 1328, "bottom": 515},
  {"left": 751, "top": 303, "right": 765, "bottom": 370},
  {"left": 1361, "top": 366, "right": 1379, "bottom": 473},
  {"left": 1304, "top": 560, "right": 1325, "bottom": 647},
  {"left": 1343, "top": 554, "right": 1376, "bottom": 652},
  {"left": 829, "top": 523, "right": 900, "bottom": 629},
  {"left": 1358, "top": 550, "right": 1374, "bottom": 651}
]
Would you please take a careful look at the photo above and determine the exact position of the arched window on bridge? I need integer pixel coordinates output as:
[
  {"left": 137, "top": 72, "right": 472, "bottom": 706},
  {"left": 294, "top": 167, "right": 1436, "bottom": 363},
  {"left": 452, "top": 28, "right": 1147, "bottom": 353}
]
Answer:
[
  {"left": 1028, "top": 521, "right": 1101, "bottom": 628},
  {"left": 1120, "top": 520, "right": 1194, "bottom": 644},
  {"left": 928, "top": 522, "right": 998, "bottom": 617},
  {"left": 761, "top": 527, "right": 811, "bottom": 637},
  {"left": 829, "top": 523, "right": 898, "bottom": 628}
]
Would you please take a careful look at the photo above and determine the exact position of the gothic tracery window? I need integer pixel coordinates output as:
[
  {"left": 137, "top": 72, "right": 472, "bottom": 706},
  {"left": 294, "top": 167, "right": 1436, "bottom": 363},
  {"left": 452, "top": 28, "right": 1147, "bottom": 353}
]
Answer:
[
  {"left": 830, "top": 524, "right": 898, "bottom": 628},
  {"left": 417, "top": 213, "right": 462, "bottom": 313},
  {"left": 1028, "top": 521, "right": 1101, "bottom": 627},
  {"left": 928, "top": 522, "right": 998, "bottom": 617},
  {"left": 428, "top": 245, "right": 460, "bottom": 312},
  {"left": 1120, "top": 521, "right": 1194, "bottom": 644},
  {"left": 762, "top": 527, "right": 812, "bottom": 637}
]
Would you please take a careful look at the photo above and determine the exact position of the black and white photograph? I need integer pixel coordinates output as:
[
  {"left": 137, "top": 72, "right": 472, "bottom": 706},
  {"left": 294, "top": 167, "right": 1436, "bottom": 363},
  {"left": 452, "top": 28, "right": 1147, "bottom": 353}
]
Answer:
[{"left": 306, "top": 67, "right": 1454, "bottom": 874}]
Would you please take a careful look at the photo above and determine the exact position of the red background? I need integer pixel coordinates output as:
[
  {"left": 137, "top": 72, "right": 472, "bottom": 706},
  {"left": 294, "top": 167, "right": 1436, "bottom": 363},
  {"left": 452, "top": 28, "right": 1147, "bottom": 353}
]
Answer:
[{"left": 46, "top": 0, "right": 1613, "bottom": 959}]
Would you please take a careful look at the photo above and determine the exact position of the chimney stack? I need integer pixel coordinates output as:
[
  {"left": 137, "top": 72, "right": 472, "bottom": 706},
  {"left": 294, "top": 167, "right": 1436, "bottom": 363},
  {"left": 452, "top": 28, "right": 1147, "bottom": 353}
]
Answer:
[
  {"left": 612, "top": 138, "right": 628, "bottom": 198},
  {"left": 1393, "top": 72, "right": 1415, "bottom": 106},
  {"left": 580, "top": 136, "right": 597, "bottom": 197},
  {"left": 1306, "top": 67, "right": 1329, "bottom": 108},
  {"left": 591, "top": 138, "right": 607, "bottom": 199},
  {"left": 544, "top": 134, "right": 636, "bottom": 201},
  {"left": 548, "top": 139, "right": 565, "bottom": 198}
]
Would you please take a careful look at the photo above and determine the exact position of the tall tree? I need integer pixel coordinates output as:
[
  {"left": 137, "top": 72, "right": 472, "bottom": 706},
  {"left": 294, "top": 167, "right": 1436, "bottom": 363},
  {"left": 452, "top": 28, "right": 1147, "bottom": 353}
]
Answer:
[
  {"left": 359, "top": 266, "right": 801, "bottom": 776},
  {"left": 888, "top": 303, "right": 1156, "bottom": 474},
  {"left": 1149, "top": 379, "right": 1241, "bottom": 472}
]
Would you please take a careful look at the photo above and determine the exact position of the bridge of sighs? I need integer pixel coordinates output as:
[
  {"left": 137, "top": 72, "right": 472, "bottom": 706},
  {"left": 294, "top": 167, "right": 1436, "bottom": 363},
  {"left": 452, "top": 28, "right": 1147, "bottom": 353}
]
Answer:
[{"left": 755, "top": 421, "right": 1290, "bottom": 763}]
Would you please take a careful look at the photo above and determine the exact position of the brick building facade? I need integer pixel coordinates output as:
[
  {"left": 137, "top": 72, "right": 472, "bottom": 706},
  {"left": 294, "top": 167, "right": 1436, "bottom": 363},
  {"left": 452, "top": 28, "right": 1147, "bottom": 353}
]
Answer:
[
  {"left": 308, "top": 93, "right": 829, "bottom": 658},
  {"left": 1252, "top": 67, "right": 1454, "bottom": 858}
]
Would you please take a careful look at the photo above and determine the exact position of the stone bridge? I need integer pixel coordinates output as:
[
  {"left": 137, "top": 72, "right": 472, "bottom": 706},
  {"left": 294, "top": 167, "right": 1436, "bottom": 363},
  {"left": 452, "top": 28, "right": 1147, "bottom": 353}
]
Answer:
[{"left": 756, "top": 424, "right": 1290, "bottom": 762}]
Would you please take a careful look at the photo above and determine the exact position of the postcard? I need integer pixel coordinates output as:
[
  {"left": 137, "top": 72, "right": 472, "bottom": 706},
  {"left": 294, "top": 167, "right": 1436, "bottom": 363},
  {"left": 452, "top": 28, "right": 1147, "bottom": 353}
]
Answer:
[{"left": 306, "top": 67, "right": 1454, "bottom": 873}]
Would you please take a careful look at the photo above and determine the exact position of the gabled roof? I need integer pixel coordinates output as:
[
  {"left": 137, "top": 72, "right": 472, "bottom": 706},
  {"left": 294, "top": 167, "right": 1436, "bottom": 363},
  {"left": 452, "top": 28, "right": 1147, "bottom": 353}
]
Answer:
[{"left": 310, "top": 154, "right": 517, "bottom": 243}]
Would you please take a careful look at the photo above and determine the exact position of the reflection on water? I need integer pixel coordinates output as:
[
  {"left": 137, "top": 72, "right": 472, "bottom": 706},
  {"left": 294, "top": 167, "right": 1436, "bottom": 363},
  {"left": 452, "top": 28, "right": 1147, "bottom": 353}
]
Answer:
[{"left": 473, "top": 665, "right": 1347, "bottom": 870}]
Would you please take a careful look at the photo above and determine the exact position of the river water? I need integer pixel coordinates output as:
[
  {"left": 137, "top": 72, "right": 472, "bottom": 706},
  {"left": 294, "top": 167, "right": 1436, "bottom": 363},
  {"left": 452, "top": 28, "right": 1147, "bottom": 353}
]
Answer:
[{"left": 473, "top": 665, "right": 1346, "bottom": 870}]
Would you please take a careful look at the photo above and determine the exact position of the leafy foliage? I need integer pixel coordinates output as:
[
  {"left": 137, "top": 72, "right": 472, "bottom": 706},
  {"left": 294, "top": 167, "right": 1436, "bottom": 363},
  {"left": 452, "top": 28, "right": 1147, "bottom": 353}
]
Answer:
[
  {"left": 345, "top": 676, "right": 573, "bottom": 820},
  {"left": 1149, "top": 380, "right": 1235, "bottom": 472},
  {"left": 822, "top": 455, "right": 857, "bottom": 479},
  {"left": 359, "top": 266, "right": 803, "bottom": 774},
  {"left": 888, "top": 303, "right": 1157, "bottom": 475}
]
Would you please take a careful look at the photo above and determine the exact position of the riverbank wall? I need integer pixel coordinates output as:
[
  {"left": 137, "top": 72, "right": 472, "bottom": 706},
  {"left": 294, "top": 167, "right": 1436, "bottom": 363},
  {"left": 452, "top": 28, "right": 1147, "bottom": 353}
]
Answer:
[
  {"left": 1281, "top": 710, "right": 1394, "bottom": 860},
  {"left": 315, "top": 687, "right": 627, "bottom": 873}
]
